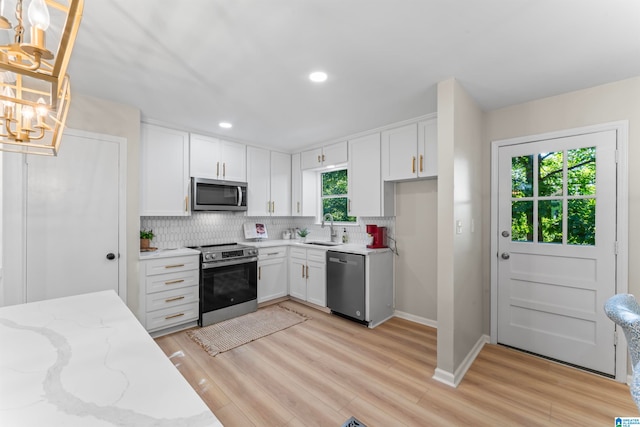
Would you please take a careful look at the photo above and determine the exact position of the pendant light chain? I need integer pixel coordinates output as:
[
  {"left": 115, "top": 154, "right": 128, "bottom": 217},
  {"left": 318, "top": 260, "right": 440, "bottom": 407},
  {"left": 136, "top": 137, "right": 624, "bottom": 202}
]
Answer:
[{"left": 14, "top": 0, "right": 24, "bottom": 44}]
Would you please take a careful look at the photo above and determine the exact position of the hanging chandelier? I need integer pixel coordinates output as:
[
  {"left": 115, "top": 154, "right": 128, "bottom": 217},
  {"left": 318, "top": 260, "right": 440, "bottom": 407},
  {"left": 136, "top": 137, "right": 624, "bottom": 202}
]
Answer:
[{"left": 0, "top": 0, "right": 83, "bottom": 156}]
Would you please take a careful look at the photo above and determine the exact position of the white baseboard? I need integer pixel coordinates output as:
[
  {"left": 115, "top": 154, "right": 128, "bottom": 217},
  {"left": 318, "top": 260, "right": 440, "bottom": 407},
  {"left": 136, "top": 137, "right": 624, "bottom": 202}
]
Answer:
[
  {"left": 394, "top": 310, "right": 437, "bottom": 329},
  {"left": 432, "top": 334, "right": 490, "bottom": 388}
]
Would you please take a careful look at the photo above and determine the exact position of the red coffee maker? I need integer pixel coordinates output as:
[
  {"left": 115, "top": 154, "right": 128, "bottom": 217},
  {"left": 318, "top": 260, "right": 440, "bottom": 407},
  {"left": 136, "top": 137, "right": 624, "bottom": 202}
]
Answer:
[{"left": 366, "top": 224, "right": 388, "bottom": 249}]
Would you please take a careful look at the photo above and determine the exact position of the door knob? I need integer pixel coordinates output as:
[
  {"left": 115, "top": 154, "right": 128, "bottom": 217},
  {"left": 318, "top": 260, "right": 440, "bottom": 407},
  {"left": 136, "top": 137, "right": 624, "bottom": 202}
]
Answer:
[
  {"left": 501, "top": 252, "right": 510, "bottom": 260},
  {"left": 106, "top": 253, "right": 116, "bottom": 260}
]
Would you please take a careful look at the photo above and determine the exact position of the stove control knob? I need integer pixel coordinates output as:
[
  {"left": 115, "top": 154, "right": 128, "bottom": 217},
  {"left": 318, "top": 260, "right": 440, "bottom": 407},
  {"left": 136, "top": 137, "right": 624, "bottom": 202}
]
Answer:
[{"left": 204, "top": 253, "right": 212, "bottom": 260}]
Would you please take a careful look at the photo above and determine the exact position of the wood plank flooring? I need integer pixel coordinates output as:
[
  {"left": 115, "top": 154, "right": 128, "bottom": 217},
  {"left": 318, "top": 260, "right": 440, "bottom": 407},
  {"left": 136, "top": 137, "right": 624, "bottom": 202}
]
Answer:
[{"left": 155, "top": 300, "right": 636, "bottom": 426}]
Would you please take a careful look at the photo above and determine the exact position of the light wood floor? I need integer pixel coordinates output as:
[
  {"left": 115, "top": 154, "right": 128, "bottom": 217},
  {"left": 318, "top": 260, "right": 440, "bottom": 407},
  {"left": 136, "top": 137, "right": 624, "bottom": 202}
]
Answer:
[{"left": 155, "top": 300, "right": 636, "bottom": 426}]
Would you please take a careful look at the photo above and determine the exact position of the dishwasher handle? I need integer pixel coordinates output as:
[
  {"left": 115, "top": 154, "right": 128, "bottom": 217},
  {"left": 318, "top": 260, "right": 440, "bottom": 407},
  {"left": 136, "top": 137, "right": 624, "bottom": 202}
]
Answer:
[{"left": 328, "top": 256, "right": 358, "bottom": 266}]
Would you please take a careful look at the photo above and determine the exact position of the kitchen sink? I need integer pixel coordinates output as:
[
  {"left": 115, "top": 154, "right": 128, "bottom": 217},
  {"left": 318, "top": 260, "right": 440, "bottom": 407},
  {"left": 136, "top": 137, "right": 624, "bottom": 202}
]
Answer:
[{"left": 305, "top": 241, "right": 342, "bottom": 246}]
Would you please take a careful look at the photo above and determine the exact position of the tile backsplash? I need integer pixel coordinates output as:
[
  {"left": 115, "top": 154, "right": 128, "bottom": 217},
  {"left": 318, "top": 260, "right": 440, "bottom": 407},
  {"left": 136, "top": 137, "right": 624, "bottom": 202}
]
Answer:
[{"left": 141, "top": 213, "right": 395, "bottom": 249}]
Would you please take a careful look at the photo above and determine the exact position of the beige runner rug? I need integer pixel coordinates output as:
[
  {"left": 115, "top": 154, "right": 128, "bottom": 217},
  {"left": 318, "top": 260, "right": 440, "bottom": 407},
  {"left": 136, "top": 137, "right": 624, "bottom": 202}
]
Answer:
[{"left": 187, "top": 304, "right": 310, "bottom": 357}]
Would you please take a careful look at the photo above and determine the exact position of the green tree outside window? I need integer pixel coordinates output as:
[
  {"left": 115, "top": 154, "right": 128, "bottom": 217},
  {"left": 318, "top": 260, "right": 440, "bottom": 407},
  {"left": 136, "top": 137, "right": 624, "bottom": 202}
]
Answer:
[{"left": 321, "top": 169, "right": 356, "bottom": 222}]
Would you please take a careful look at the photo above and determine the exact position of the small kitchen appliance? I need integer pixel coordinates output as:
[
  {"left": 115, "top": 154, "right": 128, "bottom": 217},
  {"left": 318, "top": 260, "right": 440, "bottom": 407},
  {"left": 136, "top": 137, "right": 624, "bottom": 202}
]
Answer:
[{"left": 366, "top": 224, "right": 388, "bottom": 249}]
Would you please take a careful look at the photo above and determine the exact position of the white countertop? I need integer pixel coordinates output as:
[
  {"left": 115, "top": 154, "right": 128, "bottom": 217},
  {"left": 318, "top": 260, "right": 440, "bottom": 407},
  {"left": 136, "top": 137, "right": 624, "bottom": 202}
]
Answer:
[
  {"left": 242, "top": 239, "right": 391, "bottom": 255},
  {"left": 139, "top": 247, "right": 201, "bottom": 260},
  {"left": 0, "top": 290, "right": 222, "bottom": 427}
]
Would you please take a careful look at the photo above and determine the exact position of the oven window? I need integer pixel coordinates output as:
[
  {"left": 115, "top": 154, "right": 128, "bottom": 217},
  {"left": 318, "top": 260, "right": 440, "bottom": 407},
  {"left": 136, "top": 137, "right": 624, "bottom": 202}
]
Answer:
[{"left": 202, "top": 261, "right": 257, "bottom": 311}]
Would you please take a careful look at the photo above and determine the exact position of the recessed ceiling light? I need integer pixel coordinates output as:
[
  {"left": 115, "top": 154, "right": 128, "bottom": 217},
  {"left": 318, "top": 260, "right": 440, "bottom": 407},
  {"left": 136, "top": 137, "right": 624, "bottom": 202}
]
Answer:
[
  {"left": 219, "top": 122, "right": 232, "bottom": 129},
  {"left": 309, "top": 71, "right": 328, "bottom": 83}
]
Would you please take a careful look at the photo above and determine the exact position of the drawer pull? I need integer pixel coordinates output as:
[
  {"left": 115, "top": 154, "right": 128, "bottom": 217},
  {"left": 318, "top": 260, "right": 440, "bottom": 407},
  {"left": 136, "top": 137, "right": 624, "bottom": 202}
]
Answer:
[
  {"left": 165, "top": 296, "right": 185, "bottom": 303},
  {"left": 165, "top": 313, "right": 185, "bottom": 320},
  {"left": 165, "top": 279, "right": 185, "bottom": 285},
  {"left": 267, "top": 252, "right": 279, "bottom": 256},
  {"left": 165, "top": 264, "right": 185, "bottom": 269}
]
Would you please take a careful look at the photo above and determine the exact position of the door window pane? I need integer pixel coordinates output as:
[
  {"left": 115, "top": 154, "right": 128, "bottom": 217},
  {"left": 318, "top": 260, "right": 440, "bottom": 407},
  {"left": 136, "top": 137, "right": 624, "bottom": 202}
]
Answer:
[
  {"left": 568, "top": 199, "right": 596, "bottom": 246},
  {"left": 538, "top": 200, "right": 563, "bottom": 243},
  {"left": 538, "top": 151, "right": 564, "bottom": 197},
  {"left": 512, "top": 155, "right": 533, "bottom": 198},
  {"left": 512, "top": 200, "right": 533, "bottom": 242},
  {"left": 568, "top": 147, "right": 596, "bottom": 196}
]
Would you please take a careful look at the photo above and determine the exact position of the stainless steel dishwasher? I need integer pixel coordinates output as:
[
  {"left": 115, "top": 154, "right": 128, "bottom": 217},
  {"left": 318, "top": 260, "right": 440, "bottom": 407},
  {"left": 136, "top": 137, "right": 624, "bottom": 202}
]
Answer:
[{"left": 327, "top": 251, "right": 366, "bottom": 323}]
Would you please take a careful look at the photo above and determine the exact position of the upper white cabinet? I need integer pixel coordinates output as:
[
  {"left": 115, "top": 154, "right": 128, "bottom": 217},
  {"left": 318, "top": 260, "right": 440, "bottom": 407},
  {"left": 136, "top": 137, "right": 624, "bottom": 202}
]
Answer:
[
  {"left": 291, "top": 153, "right": 317, "bottom": 217},
  {"left": 246, "top": 146, "right": 291, "bottom": 216},
  {"left": 190, "top": 133, "right": 246, "bottom": 182},
  {"left": 381, "top": 118, "right": 437, "bottom": 181},
  {"left": 140, "top": 123, "right": 190, "bottom": 216},
  {"left": 348, "top": 133, "right": 394, "bottom": 217},
  {"left": 301, "top": 141, "right": 348, "bottom": 170}
]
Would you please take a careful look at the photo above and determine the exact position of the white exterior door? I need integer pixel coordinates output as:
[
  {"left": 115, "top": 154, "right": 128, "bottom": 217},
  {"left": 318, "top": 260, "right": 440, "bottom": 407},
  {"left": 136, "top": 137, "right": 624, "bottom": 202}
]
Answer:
[
  {"left": 26, "top": 131, "right": 123, "bottom": 302},
  {"left": 497, "top": 130, "right": 617, "bottom": 375}
]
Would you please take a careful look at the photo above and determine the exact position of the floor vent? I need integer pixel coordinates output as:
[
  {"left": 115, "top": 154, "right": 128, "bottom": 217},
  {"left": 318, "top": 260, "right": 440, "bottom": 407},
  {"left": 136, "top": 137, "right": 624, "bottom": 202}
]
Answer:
[{"left": 341, "top": 416, "right": 367, "bottom": 427}]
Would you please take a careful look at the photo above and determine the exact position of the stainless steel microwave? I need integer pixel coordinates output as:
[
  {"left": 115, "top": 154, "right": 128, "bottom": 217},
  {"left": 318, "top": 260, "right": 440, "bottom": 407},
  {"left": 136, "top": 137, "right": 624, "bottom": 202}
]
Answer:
[{"left": 191, "top": 178, "right": 247, "bottom": 211}]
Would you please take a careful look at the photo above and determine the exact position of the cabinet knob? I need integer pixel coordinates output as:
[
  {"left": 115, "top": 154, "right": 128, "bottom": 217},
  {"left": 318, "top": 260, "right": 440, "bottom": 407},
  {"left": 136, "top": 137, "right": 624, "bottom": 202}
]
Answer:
[{"left": 106, "top": 253, "right": 116, "bottom": 260}]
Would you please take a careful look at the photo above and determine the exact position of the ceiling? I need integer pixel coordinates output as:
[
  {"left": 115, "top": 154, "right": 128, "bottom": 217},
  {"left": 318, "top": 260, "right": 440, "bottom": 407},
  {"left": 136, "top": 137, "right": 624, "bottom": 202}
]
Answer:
[{"left": 67, "top": 0, "right": 640, "bottom": 152}]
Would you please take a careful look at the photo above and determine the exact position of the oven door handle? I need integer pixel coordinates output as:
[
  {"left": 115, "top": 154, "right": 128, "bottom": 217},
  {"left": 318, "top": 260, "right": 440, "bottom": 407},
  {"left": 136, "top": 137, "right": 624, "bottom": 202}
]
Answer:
[{"left": 202, "top": 256, "right": 257, "bottom": 269}]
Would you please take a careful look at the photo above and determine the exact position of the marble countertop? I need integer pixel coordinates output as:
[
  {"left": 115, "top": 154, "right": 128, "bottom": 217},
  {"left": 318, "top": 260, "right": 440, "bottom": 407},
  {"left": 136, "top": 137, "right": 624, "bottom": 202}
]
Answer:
[
  {"left": 242, "top": 239, "right": 391, "bottom": 255},
  {"left": 139, "top": 247, "right": 200, "bottom": 260},
  {"left": 0, "top": 290, "right": 222, "bottom": 427}
]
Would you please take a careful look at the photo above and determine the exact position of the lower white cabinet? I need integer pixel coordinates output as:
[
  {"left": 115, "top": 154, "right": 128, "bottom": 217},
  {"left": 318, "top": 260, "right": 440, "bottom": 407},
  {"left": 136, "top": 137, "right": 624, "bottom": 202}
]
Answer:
[
  {"left": 138, "top": 253, "right": 200, "bottom": 333},
  {"left": 258, "top": 246, "right": 288, "bottom": 303},
  {"left": 289, "top": 247, "right": 326, "bottom": 307}
]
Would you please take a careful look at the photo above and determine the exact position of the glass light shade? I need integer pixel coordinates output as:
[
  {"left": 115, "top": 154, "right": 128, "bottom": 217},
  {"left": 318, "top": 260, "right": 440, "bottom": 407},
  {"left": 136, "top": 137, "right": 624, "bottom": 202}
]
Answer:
[{"left": 28, "top": 0, "right": 50, "bottom": 30}]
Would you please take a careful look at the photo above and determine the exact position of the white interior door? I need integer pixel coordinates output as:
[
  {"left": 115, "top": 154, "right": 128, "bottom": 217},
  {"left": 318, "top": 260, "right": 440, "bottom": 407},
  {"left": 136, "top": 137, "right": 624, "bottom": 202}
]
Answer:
[
  {"left": 26, "top": 131, "right": 122, "bottom": 302},
  {"left": 497, "top": 130, "right": 617, "bottom": 375}
]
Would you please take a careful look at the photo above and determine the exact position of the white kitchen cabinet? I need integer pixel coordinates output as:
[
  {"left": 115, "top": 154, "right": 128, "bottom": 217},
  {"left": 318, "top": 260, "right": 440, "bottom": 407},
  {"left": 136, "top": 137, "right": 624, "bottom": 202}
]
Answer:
[
  {"left": 138, "top": 252, "right": 200, "bottom": 334},
  {"left": 246, "top": 146, "right": 291, "bottom": 216},
  {"left": 348, "top": 133, "right": 394, "bottom": 217},
  {"left": 301, "top": 141, "right": 348, "bottom": 170},
  {"left": 288, "top": 247, "right": 326, "bottom": 306},
  {"left": 140, "top": 123, "right": 190, "bottom": 216},
  {"left": 381, "top": 117, "right": 437, "bottom": 181},
  {"left": 190, "top": 133, "right": 246, "bottom": 182},
  {"left": 292, "top": 153, "right": 319, "bottom": 217},
  {"left": 257, "top": 246, "right": 288, "bottom": 303}
]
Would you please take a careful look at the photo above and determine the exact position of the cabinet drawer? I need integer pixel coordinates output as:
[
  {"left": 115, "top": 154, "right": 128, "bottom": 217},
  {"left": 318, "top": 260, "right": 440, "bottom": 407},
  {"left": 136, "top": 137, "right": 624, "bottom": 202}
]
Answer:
[
  {"left": 307, "top": 249, "right": 326, "bottom": 264},
  {"left": 146, "top": 302, "right": 199, "bottom": 332},
  {"left": 144, "top": 255, "right": 199, "bottom": 276},
  {"left": 145, "top": 269, "right": 199, "bottom": 294},
  {"left": 146, "top": 286, "right": 199, "bottom": 312},
  {"left": 289, "top": 247, "right": 307, "bottom": 259},
  {"left": 258, "top": 246, "right": 287, "bottom": 259}
]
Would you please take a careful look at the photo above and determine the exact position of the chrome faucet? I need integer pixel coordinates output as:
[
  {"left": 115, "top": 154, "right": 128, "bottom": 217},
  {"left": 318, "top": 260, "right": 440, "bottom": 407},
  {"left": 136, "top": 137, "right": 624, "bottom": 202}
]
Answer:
[{"left": 321, "top": 213, "right": 339, "bottom": 242}]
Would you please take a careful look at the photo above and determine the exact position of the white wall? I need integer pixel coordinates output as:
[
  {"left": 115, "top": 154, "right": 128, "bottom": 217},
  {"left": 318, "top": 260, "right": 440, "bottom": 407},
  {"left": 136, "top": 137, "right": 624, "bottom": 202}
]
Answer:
[
  {"left": 436, "top": 78, "right": 484, "bottom": 384},
  {"left": 483, "top": 77, "right": 640, "bottom": 334},
  {"left": 394, "top": 180, "right": 437, "bottom": 322}
]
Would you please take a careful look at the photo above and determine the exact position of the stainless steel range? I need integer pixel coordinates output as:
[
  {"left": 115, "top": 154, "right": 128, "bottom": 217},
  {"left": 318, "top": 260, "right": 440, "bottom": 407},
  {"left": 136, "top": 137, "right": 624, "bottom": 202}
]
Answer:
[{"left": 190, "top": 243, "right": 258, "bottom": 327}]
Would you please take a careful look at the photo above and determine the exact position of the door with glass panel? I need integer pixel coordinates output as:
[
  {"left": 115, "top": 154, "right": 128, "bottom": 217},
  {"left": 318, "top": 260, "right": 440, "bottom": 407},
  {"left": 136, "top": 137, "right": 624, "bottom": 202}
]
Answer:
[{"left": 497, "top": 130, "right": 617, "bottom": 375}]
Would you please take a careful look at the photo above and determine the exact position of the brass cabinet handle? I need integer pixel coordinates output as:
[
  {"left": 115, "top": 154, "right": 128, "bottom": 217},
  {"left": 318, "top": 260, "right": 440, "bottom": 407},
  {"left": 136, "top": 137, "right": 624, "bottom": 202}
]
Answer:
[
  {"left": 165, "top": 313, "right": 185, "bottom": 320},
  {"left": 258, "top": 266, "right": 262, "bottom": 280},
  {"left": 165, "top": 279, "right": 185, "bottom": 285},
  {"left": 412, "top": 156, "right": 416, "bottom": 173},
  {"left": 348, "top": 199, "right": 351, "bottom": 213},
  {"left": 272, "top": 201, "right": 275, "bottom": 213},
  {"left": 216, "top": 161, "right": 220, "bottom": 177},
  {"left": 301, "top": 264, "right": 305, "bottom": 278},
  {"left": 306, "top": 265, "right": 309, "bottom": 279},
  {"left": 322, "top": 154, "right": 325, "bottom": 162},
  {"left": 223, "top": 162, "right": 226, "bottom": 178},
  {"left": 267, "top": 252, "right": 279, "bottom": 256},
  {"left": 419, "top": 154, "right": 424, "bottom": 172},
  {"left": 165, "top": 264, "right": 185, "bottom": 269},
  {"left": 317, "top": 155, "right": 321, "bottom": 163},
  {"left": 165, "top": 296, "right": 185, "bottom": 303},
  {"left": 297, "top": 201, "right": 300, "bottom": 213}
]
